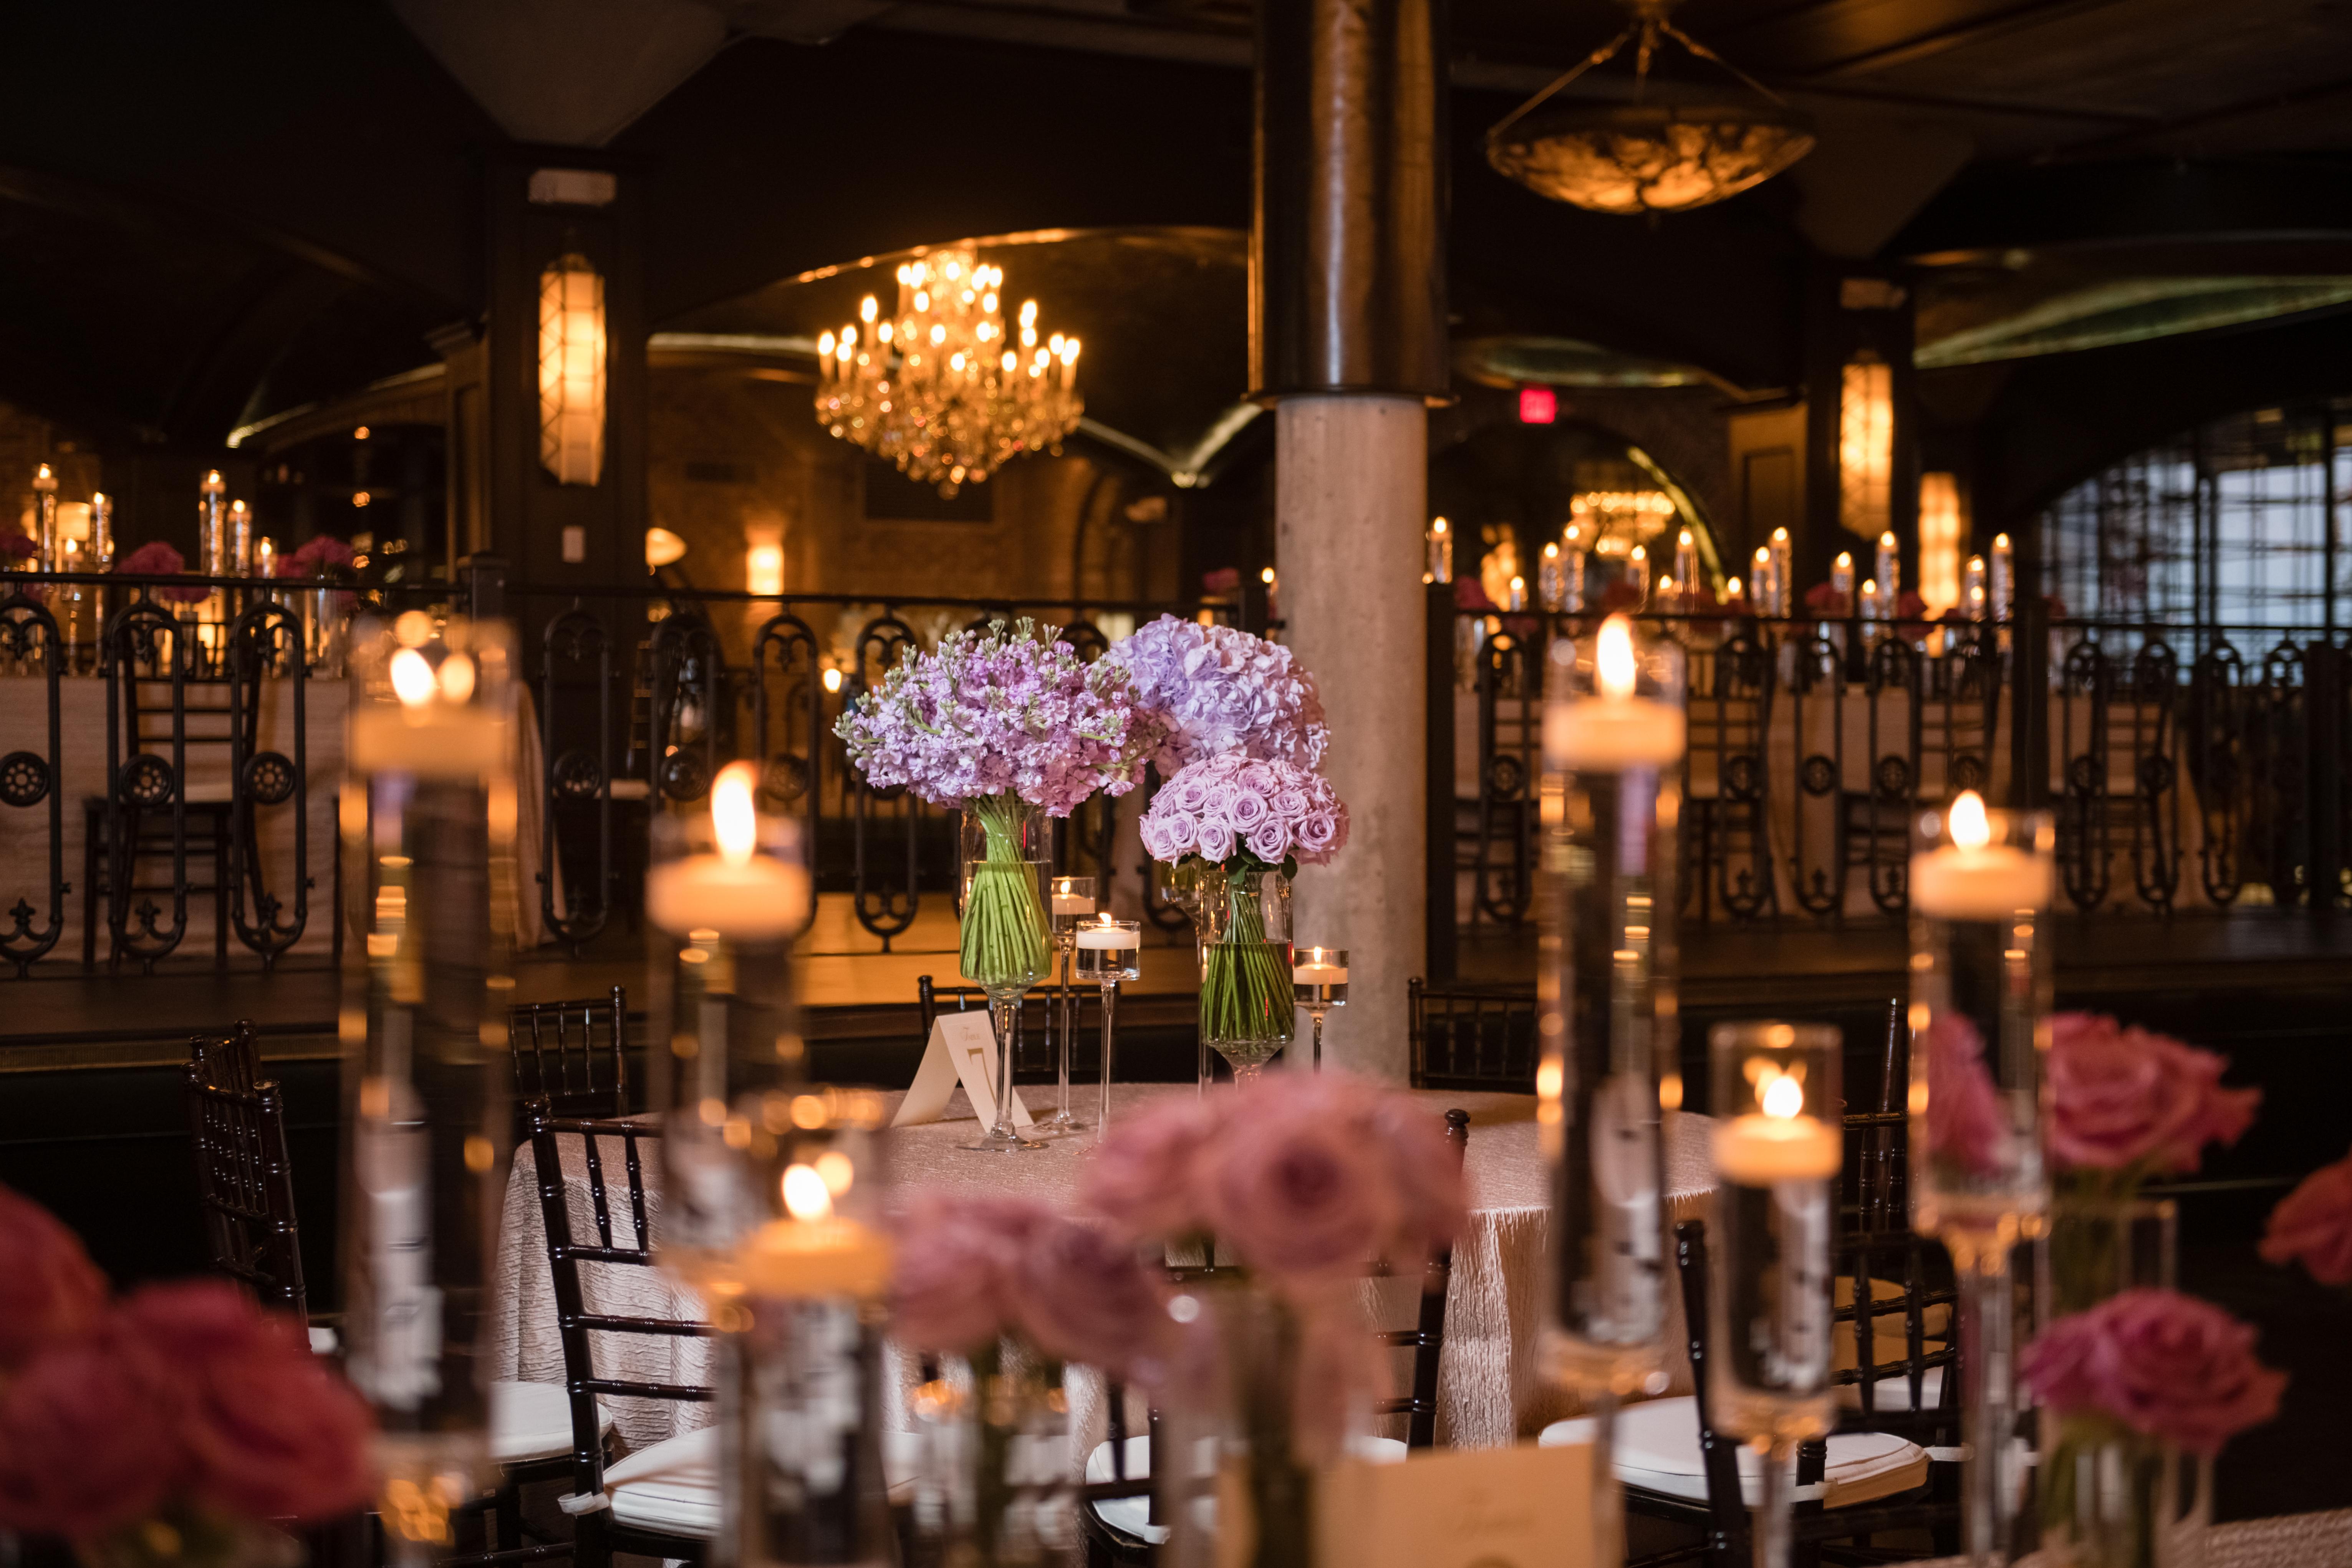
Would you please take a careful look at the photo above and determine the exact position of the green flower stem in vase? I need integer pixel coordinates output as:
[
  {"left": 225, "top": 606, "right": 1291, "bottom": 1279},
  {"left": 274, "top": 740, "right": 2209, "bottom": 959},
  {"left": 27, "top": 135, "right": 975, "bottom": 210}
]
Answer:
[
  {"left": 960, "top": 795, "right": 1050, "bottom": 1154},
  {"left": 1198, "top": 863, "right": 1293, "bottom": 1086}
]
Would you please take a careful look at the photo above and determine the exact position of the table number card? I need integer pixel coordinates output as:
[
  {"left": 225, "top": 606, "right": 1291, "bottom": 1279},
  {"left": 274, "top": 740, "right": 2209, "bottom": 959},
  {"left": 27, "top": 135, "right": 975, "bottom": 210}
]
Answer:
[
  {"left": 891, "top": 1008, "right": 1035, "bottom": 1129},
  {"left": 1312, "top": 1441, "right": 1593, "bottom": 1568}
]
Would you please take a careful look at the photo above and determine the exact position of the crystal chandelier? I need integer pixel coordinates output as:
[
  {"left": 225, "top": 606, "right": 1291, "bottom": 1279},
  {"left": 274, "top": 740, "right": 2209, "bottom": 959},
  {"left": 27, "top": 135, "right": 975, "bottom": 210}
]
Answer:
[
  {"left": 1486, "top": 0, "right": 1813, "bottom": 216},
  {"left": 814, "top": 248, "right": 1082, "bottom": 495}
]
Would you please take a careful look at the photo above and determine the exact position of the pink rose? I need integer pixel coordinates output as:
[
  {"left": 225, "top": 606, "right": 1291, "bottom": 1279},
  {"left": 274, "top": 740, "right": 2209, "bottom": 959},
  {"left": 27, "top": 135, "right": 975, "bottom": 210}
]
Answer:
[
  {"left": 1196, "top": 820, "right": 1236, "bottom": 864},
  {"left": 1922, "top": 1012, "right": 2006, "bottom": 1178},
  {"left": 1171, "top": 774, "right": 1216, "bottom": 815},
  {"left": 1195, "top": 785, "right": 1237, "bottom": 831},
  {"left": 1012, "top": 1217, "right": 1175, "bottom": 1384},
  {"left": 1293, "top": 808, "right": 1345, "bottom": 861},
  {"left": 0, "top": 1336, "right": 185, "bottom": 1539},
  {"left": 2049, "top": 1014, "right": 2259, "bottom": 1174},
  {"left": 1227, "top": 788, "right": 1270, "bottom": 831},
  {"left": 1362, "top": 1095, "right": 1468, "bottom": 1261},
  {"left": 2021, "top": 1288, "right": 2284, "bottom": 1457},
  {"left": 2260, "top": 1148, "right": 2352, "bottom": 1287},
  {"left": 0, "top": 1186, "right": 109, "bottom": 1371},
  {"left": 1270, "top": 787, "right": 1311, "bottom": 820},
  {"left": 888, "top": 1192, "right": 1048, "bottom": 1354},
  {"left": 115, "top": 1278, "right": 307, "bottom": 1363},
  {"left": 1235, "top": 762, "right": 1278, "bottom": 797},
  {"left": 1206, "top": 1080, "right": 1405, "bottom": 1290},
  {"left": 1086, "top": 1096, "right": 1218, "bottom": 1241},
  {"left": 179, "top": 1345, "right": 376, "bottom": 1521},
  {"left": 1246, "top": 818, "right": 1291, "bottom": 864},
  {"left": 1139, "top": 811, "right": 1192, "bottom": 863}
]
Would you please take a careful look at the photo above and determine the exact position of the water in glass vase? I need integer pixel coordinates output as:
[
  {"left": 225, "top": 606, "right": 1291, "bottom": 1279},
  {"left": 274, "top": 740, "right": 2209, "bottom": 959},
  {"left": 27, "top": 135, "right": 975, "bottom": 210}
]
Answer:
[{"left": 1198, "top": 864, "right": 1292, "bottom": 1085}]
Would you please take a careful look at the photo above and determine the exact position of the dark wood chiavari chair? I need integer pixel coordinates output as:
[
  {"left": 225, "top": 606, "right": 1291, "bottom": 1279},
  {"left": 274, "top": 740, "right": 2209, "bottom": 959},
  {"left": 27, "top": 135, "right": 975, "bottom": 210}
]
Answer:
[
  {"left": 1079, "top": 1108, "right": 1473, "bottom": 1566},
  {"left": 184, "top": 1020, "right": 308, "bottom": 1321},
  {"left": 508, "top": 986, "right": 631, "bottom": 1120},
  {"left": 528, "top": 1108, "right": 717, "bottom": 1568}
]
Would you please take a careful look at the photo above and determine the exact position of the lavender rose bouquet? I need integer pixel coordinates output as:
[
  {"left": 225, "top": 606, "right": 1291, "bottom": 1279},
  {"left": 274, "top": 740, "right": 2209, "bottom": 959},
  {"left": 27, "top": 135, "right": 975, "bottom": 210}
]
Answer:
[
  {"left": 1139, "top": 754, "right": 1349, "bottom": 1075},
  {"left": 835, "top": 619, "right": 1158, "bottom": 991}
]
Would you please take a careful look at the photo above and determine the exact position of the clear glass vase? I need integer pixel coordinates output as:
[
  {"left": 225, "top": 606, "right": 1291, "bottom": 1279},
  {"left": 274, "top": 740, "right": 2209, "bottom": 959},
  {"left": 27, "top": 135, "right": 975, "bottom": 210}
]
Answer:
[
  {"left": 2036, "top": 1198, "right": 2208, "bottom": 1568},
  {"left": 1195, "top": 864, "right": 1293, "bottom": 1086},
  {"left": 905, "top": 1344, "right": 1070, "bottom": 1568},
  {"left": 959, "top": 796, "right": 1050, "bottom": 1152}
]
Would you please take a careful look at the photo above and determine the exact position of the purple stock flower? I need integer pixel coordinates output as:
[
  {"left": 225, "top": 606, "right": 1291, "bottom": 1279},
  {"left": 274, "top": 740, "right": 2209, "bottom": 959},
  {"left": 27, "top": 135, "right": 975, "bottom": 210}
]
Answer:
[
  {"left": 1106, "top": 616, "right": 1329, "bottom": 773},
  {"left": 834, "top": 619, "right": 1163, "bottom": 816},
  {"left": 1138, "top": 753, "right": 1350, "bottom": 870}
]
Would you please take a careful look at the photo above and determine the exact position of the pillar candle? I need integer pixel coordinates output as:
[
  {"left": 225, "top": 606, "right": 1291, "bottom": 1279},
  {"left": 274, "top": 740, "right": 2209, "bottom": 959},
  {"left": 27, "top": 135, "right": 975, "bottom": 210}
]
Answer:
[
  {"left": 1673, "top": 528, "right": 1699, "bottom": 598},
  {"left": 90, "top": 492, "right": 112, "bottom": 565},
  {"left": 1874, "top": 530, "right": 1899, "bottom": 610},
  {"left": 1990, "top": 534, "right": 2014, "bottom": 621},
  {"left": 1628, "top": 544, "right": 1650, "bottom": 608},
  {"left": 199, "top": 470, "right": 227, "bottom": 577},
  {"left": 1769, "top": 528, "right": 1793, "bottom": 616},
  {"left": 1830, "top": 551, "right": 1854, "bottom": 612},
  {"left": 1539, "top": 543, "right": 1564, "bottom": 612}
]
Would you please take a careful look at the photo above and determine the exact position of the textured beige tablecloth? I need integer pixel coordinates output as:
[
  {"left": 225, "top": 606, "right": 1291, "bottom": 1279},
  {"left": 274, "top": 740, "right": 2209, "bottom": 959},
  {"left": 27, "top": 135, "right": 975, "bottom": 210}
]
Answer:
[
  {"left": 490, "top": 1083, "right": 1717, "bottom": 1459},
  {"left": 1913, "top": 1511, "right": 2352, "bottom": 1568}
]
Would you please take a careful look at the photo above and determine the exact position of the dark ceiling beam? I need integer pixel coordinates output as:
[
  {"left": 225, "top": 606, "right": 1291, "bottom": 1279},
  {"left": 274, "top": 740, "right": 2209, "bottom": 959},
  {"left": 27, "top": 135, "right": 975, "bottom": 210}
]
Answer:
[
  {"left": 1793, "top": 0, "right": 2138, "bottom": 79},
  {"left": 2047, "top": 73, "right": 2352, "bottom": 160}
]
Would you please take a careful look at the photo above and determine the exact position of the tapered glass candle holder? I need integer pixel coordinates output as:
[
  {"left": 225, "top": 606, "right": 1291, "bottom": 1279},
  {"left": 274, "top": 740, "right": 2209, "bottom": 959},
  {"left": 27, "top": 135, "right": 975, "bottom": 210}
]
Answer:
[
  {"left": 645, "top": 760, "right": 817, "bottom": 1294},
  {"left": 1040, "top": 874, "right": 1096, "bottom": 1134},
  {"left": 721, "top": 1090, "right": 897, "bottom": 1568},
  {"left": 1910, "top": 790, "right": 2056, "bottom": 1568},
  {"left": 1537, "top": 613, "right": 1685, "bottom": 1568},
  {"left": 340, "top": 612, "right": 520, "bottom": 1566},
  {"left": 959, "top": 798, "right": 1052, "bottom": 1152},
  {"left": 1074, "top": 915, "right": 1140, "bottom": 1141},
  {"left": 1291, "top": 945, "right": 1347, "bottom": 1071},
  {"left": 1709, "top": 1022, "right": 1843, "bottom": 1568}
]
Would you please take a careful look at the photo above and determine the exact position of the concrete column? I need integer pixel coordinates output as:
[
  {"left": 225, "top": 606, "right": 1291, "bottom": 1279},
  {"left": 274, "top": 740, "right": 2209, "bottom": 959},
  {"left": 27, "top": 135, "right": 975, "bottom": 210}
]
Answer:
[{"left": 1279, "top": 395, "right": 1428, "bottom": 1080}]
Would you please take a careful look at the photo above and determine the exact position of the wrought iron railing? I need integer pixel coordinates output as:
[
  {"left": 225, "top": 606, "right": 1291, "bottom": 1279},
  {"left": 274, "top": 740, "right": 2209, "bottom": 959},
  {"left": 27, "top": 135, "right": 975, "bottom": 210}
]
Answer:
[{"left": 1444, "top": 599, "right": 2352, "bottom": 934}]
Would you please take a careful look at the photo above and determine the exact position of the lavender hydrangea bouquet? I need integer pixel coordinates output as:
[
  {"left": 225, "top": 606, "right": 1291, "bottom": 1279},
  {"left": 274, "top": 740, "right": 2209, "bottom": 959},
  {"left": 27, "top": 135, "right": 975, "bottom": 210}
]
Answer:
[
  {"left": 836, "top": 620, "right": 1156, "bottom": 1146},
  {"left": 1139, "top": 755, "right": 1347, "bottom": 1081}
]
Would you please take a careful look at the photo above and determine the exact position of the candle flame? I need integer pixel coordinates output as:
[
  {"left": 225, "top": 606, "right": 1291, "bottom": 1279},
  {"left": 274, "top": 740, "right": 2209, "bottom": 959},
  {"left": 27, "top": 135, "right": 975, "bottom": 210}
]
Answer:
[
  {"left": 1771, "top": 527, "right": 1789, "bottom": 543},
  {"left": 1835, "top": 551, "right": 1853, "bottom": 569},
  {"left": 1949, "top": 789, "right": 1990, "bottom": 851},
  {"left": 815, "top": 1150, "right": 856, "bottom": 1197},
  {"left": 782, "top": 1163, "right": 832, "bottom": 1221},
  {"left": 1431, "top": 517, "right": 1448, "bottom": 536},
  {"left": 712, "top": 761, "right": 760, "bottom": 868},
  {"left": 437, "top": 651, "right": 475, "bottom": 703},
  {"left": 389, "top": 648, "right": 436, "bottom": 709},
  {"left": 1596, "top": 615, "right": 1638, "bottom": 700},
  {"left": 1761, "top": 1072, "right": 1804, "bottom": 1120}
]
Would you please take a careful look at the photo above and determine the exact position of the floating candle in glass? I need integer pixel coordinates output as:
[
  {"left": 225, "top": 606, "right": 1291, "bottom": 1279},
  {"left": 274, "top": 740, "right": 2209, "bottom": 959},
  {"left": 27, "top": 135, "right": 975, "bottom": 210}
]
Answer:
[
  {"left": 1075, "top": 914, "right": 1140, "bottom": 1139},
  {"left": 1874, "top": 528, "right": 1900, "bottom": 610},
  {"left": 1769, "top": 527, "right": 1793, "bottom": 616},
  {"left": 1990, "top": 534, "right": 2014, "bottom": 621},
  {"left": 1291, "top": 944, "right": 1348, "bottom": 1070},
  {"left": 1041, "top": 875, "right": 1097, "bottom": 1135}
]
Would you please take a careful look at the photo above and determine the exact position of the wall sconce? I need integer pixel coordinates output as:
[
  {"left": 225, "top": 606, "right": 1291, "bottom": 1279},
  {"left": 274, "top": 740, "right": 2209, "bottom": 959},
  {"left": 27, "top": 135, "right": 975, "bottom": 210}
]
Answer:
[
  {"left": 1837, "top": 350, "right": 1892, "bottom": 540},
  {"left": 539, "top": 253, "right": 606, "bottom": 486},
  {"left": 747, "top": 535, "right": 784, "bottom": 597},
  {"left": 645, "top": 527, "right": 687, "bottom": 569},
  {"left": 1917, "top": 472, "right": 1963, "bottom": 616}
]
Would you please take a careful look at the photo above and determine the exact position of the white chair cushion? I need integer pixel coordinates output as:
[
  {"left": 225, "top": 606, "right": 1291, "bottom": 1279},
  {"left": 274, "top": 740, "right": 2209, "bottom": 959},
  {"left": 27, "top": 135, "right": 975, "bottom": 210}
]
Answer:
[
  {"left": 603, "top": 1425, "right": 925, "bottom": 1538},
  {"left": 1082, "top": 1435, "right": 1407, "bottom": 1546},
  {"left": 1539, "top": 1397, "right": 1929, "bottom": 1509},
  {"left": 491, "top": 1381, "right": 614, "bottom": 1465}
]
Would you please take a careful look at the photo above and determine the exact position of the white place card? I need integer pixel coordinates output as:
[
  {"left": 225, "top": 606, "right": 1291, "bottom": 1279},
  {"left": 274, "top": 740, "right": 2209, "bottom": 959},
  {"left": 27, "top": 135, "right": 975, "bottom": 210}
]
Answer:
[
  {"left": 891, "top": 1008, "right": 1035, "bottom": 1130},
  {"left": 1311, "top": 1441, "right": 1593, "bottom": 1568}
]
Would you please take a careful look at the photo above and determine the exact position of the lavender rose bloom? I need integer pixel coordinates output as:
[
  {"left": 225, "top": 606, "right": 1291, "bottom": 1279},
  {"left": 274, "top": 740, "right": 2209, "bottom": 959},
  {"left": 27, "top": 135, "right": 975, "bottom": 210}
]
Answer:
[
  {"left": 1013, "top": 1218, "right": 1176, "bottom": 1383},
  {"left": 2049, "top": 1013, "right": 2259, "bottom": 1175},
  {"left": 889, "top": 1192, "right": 1050, "bottom": 1353},
  {"left": 1246, "top": 818, "right": 1291, "bottom": 863},
  {"left": 1205, "top": 1078, "right": 1405, "bottom": 1289},
  {"left": 1171, "top": 773, "right": 1218, "bottom": 815},
  {"left": 1294, "top": 809, "right": 1342, "bottom": 859},
  {"left": 1270, "top": 787, "right": 1312, "bottom": 821},
  {"left": 1086, "top": 1096, "right": 1219, "bottom": 1240},
  {"left": 1226, "top": 788, "right": 1271, "bottom": 831},
  {"left": 2021, "top": 1288, "right": 2285, "bottom": 1457},
  {"left": 1195, "top": 820, "right": 1236, "bottom": 864},
  {"left": 2260, "top": 1147, "right": 2352, "bottom": 1287}
]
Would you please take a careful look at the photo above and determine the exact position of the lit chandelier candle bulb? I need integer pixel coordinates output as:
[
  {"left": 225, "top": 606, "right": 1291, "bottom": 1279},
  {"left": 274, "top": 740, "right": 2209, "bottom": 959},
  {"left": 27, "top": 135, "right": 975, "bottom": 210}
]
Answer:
[
  {"left": 644, "top": 763, "right": 813, "bottom": 943},
  {"left": 1544, "top": 614, "right": 1686, "bottom": 772},
  {"left": 1910, "top": 789, "right": 2051, "bottom": 920}
]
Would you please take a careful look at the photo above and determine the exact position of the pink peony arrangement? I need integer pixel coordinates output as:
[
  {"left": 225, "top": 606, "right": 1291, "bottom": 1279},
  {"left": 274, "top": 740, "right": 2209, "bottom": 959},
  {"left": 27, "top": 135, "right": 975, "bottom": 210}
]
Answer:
[
  {"left": 2048, "top": 1013, "right": 2258, "bottom": 1177},
  {"left": 0, "top": 1186, "right": 375, "bottom": 1550},
  {"left": 0, "top": 530, "right": 34, "bottom": 562},
  {"left": 2260, "top": 1146, "right": 2352, "bottom": 1287},
  {"left": 888, "top": 1190, "right": 1178, "bottom": 1385},
  {"left": 2021, "top": 1287, "right": 2285, "bottom": 1457},
  {"left": 113, "top": 540, "right": 212, "bottom": 605},
  {"left": 274, "top": 535, "right": 354, "bottom": 578},
  {"left": 1086, "top": 1072, "right": 1466, "bottom": 1295},
  {"left": 1138, "top": 753, "right": 1348, "bottom": 871}
]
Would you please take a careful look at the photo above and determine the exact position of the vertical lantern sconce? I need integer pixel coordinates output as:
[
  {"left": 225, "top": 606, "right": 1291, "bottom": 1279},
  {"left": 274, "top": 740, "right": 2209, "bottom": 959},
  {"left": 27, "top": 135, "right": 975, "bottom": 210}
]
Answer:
[
  {"left": 1837, "top": 351, "right": 1892, "bottom": 540},
  {"left": 1917, "top": 472, "right": 1963, "bottom": 618},
  {"left": 538, "top": 253, "right": 607, "bottom": 486}
]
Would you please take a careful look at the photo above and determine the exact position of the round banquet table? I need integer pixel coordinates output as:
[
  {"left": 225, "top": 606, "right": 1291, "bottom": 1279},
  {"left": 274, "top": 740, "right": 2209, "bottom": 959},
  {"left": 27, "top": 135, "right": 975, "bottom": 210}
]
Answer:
[{"left": 489, "top": 1082, "right": 1718, "bottom": 1461}]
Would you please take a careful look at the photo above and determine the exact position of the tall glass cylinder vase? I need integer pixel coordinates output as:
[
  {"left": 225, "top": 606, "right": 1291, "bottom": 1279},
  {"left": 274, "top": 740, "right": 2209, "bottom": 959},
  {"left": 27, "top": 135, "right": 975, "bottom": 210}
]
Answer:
[
  {"left": 1196, "top": 864, "right": 1292, "bottom": 1086},
  {"left": 1537, "top": 613, "right": 1684, "bottom": 1568},
  {"left": 906, "top": 1346, "right": 1069, "bottom": 1568},
  {"left": 959, "top": 795, "right": 1051, "bottom": 1152},
  {"left": 2034, "top": 1202, "right": 2207, "bottom": 1568},
  {"left": 340, "top": 613, "right": 520, "bottom": 1566},
  {"left": 644, "top": 759, "right": 817, "bottom": 1292},
  {"left": 1708, "top": 1023, "right": 1843, "bottom": 1568},
  {"left": 1910, "top": 791, "right": 2056, "bottom": 1568}
]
